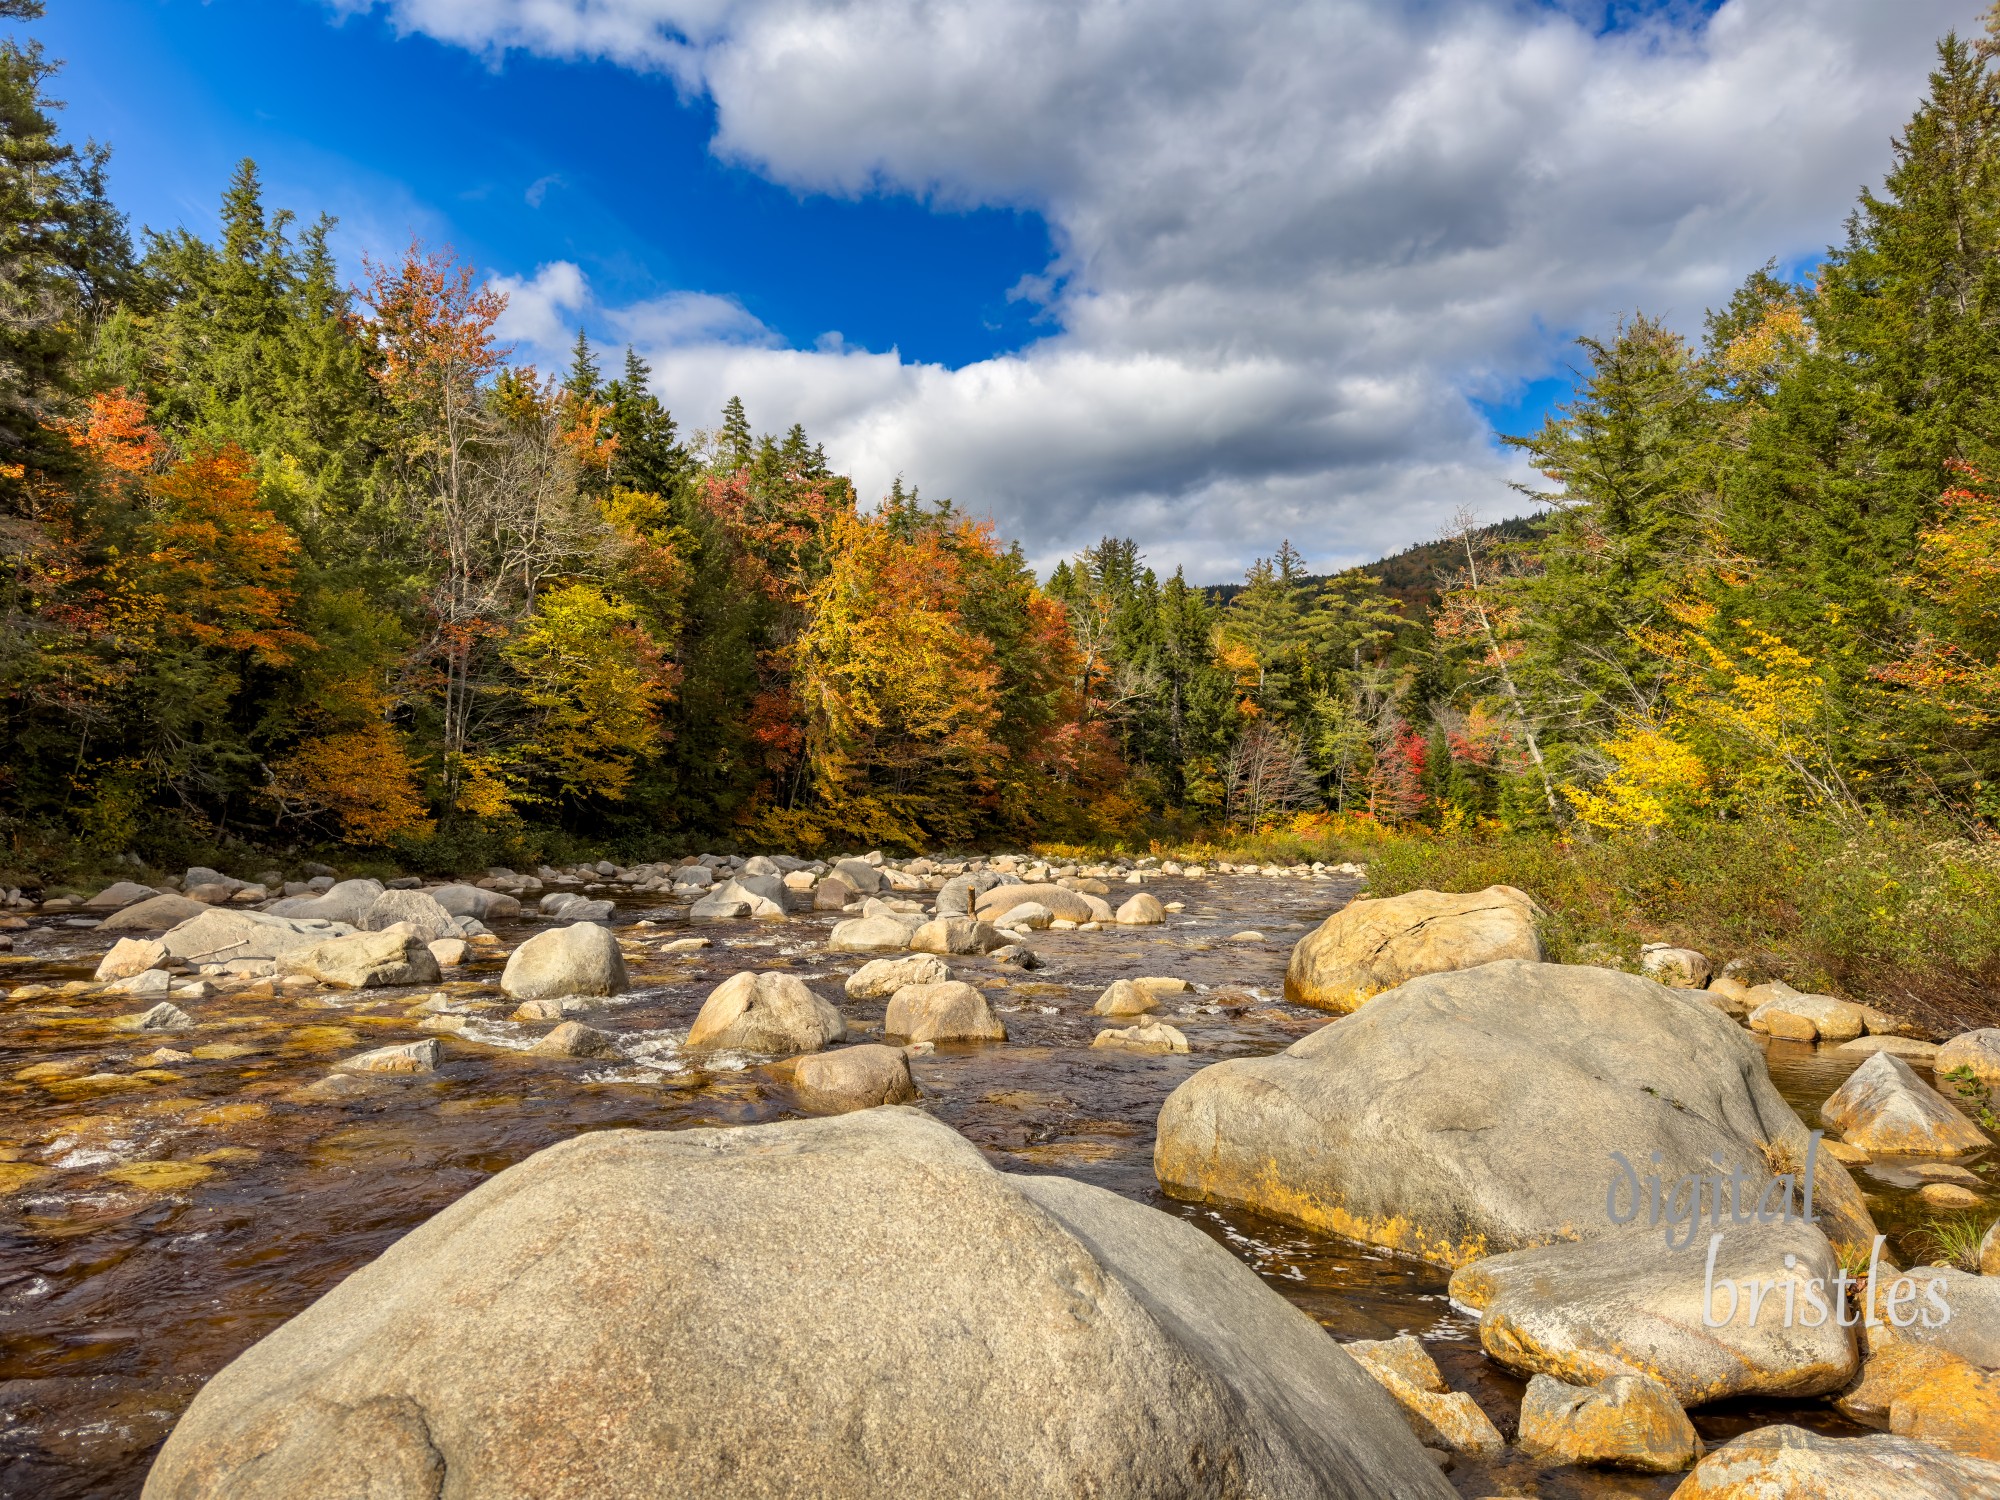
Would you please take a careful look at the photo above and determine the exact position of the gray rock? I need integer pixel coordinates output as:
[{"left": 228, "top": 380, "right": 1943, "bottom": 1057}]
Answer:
[
  {"left": 1116, "top": 892, "right": 1166, "bottom": 925},
  {"left": 335, "top": 1039, "right": 442, "bottom": 1074},
  {"left": 884, "top": 981, "right": 1006, "bottom": 1044},
  {"left": 844, "top": 954, "right": 952, "bottom": 999},
  {"left": 161, "top": 909, "right": 355, "bottom": 965},
  {"left": 530, "top": 1021, "right": 624, "bottom": 1060},
  {"left": 1449, "top": 1217, "right": 1859, "bottom": 1404},
  {"left": 1095, "top": 979, "right": 1158, "bottom": 1016},
  {"left": 429, "top": 884, "right": 522, "bottom": 922},
  {"left": 1283, "top": 886, "right": 1541, "bottom": 1012},
  {"left": 265, "top": 877, "right": 385, "bottom": 926},
  {"left": 716, "top": 873, "right": 784, "bottom": 905},
  {"left": 1340, "top": 1335, "right": 1503, "bottom": 1454},
  {"left": 85, "top": 879, "right": 158, "bottom": 911},
  {"left": 832, "top": 856, "right": 882, "bottom": 893},
  {"left": 278, "top": 928, "right": 443, "bottom": 990},
  {"left": 1639, "top": 945, "right": 1711, "bottom": 989},
  {"left": 689, "top": 894, "right": 754, "bottom": 920},
  {"left": 685, "top": 971, "right": 845, "bottom": 1054},
  {"left": 1155, "top": 960, "right": 1876, "bottom": 1267},
  {"left": 1821, "top": 1050, "right": 1990, "bottom": 1155},
  {"left": 98, "top": 893, "right": 208, "bottom": 931},
  {"left": 1092, "top": 1021, "right": 1190, "bottom": 1055},
  {"left": 1671, "top": 1424, "right": 2000, "bottom": 1499},
  {"left": 909, "top": 916, "right": 1011, "bottom": 955},
  {"left": 500, "top": 923, "right": 629, "bottom": 1002},
  {"left": 119, "top": 1000, "right": 194, "bottom": 1032},
  {"left": 104, "top": 967, "right": 173, "bottom": 998},
  {"left": 1749, "top": 991, "right": 1867, "bottom": 1043},
  {"left": 142, "top": 1110, "right": 1454, "bottom": 1500},
  {"left": 358, "top": 889, "right": 459, "bottom": 942},
  {"left": 811, "top": 874, "right": 858, "bottom": 911},
  {"left": 996, "top": 900, "right": 1054, "bottom": 929},
  {"left": 1939, "top": 1028, "right": 2000, "bottom": 1086},
  {"left": 828, "top": 915, "right": 917, "bottom": 952},
  {"left": 1891, "top": 1267, "right": 2000, "bottom": 1370},
  {"left": 426, "top": 938, "right": 468, "bottom": 969},
  {"left": 976, "top": 883, "right": 1098, "bottom": 924},
  {"left": 95, "top": 937, "right": 167, "bottom": 981},
  {"left": 786, "top": 1044, "right": 920, "bottom": 1113}
]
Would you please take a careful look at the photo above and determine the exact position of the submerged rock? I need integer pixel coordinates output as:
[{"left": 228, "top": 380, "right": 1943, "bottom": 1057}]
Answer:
[
  {"left": 141, "top": 1110, "right": 1455, "bottom": 1500},
  {"left": 1820, "top": 1050, "right": 1989, "bottom": 1155},
  {"left": 529, "top": 1021, "right": 623, "bottom": 1060},
  {"left": 1282, "top": 886, "right": 1541, "bottom": 1012},
  {"left": 685, "top": 971, "right": 845, "bottom": 1054},
  {"left": 1155, "top": 960, "right": 1875, "bottom": 1267},
  {"left": 118, "top": 1001, "right": 194, "bottom": 1032},
  {"left": 335, "top": 1040, "right": 441, "bottom": 1075}
]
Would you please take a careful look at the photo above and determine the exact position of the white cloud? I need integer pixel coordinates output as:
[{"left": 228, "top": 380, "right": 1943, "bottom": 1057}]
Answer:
[
  {"left": 342, "top": 0, "right": 1978, "bottom": 578},
  {"left": 489, "top": 260, "right": 590, "bottom": 358}
]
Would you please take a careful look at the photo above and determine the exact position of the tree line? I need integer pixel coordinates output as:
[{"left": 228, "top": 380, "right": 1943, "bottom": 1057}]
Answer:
[{"left": 5, "top": 5, "right": 2000, "bottom": 869}]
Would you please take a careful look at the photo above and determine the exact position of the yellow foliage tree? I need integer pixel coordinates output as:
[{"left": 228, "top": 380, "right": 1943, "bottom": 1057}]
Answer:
[{"left": 501, "top": 581, "right": 669, "bottom": 805}]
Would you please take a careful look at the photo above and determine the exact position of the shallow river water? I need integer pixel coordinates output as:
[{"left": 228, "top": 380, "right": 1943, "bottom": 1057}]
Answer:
[{"left": 0, "top": 872, "right": 1984, "bottom": 1498}]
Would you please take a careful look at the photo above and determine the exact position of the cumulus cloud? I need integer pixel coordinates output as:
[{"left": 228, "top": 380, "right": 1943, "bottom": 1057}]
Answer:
[
  {"left": 340, "top": 0, "right": 1974, "bottom": 578},
  {"left": 489, "top": 260, "right": 589, "bottom": 357}
]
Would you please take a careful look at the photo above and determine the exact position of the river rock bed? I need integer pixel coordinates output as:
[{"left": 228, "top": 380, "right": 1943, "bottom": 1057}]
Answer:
[{"left": 0, "top": 859, "right": 1990, "bottom": 1497}]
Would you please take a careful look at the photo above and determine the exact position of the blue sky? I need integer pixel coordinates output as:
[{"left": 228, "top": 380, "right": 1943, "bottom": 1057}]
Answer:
[
  {"left": 44, "top": 0, "right": 1050, "bottom": 370},
  {"left": 33, "top": 0, "right": 1967, "bottom": 580}
]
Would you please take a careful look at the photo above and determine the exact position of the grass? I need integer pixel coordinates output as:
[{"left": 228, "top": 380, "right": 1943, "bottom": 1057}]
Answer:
[
  {"left": 1910, "top": 1212, "right": 1990, "bottom": 1271},
  {"left": 1095, "top": 813, "right": 2000, "bottom": 1036}
]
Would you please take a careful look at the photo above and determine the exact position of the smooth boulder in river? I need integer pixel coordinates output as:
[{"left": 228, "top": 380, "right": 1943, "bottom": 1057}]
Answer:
[
  {"left": 499, "top": 922, "right": 629, "bottom": 1002},
  {"left": 141, "top": 1109, "right": 1455, "bottom": 1500},
  {"left": 1282, "top": 886, "right": 1541, "bottom": 1011},
  {"left": 1155, "top": 960, "right": 1874, "bottom": 1267},
  {"left": 685, "top": 971, "right": 845, "bottom": 1054}
]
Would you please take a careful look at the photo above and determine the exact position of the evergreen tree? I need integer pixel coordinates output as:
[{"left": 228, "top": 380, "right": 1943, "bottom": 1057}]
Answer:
[{"left": 718, "top": 394, "right": 753, "bottom": 471}]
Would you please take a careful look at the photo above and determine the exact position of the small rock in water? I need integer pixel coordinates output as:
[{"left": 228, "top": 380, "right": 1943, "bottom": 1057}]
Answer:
[
  {"left": 95, "top": 936, "right": 168, "bottom": 981},
  {"left": 427, "top": 937, "right": 468, "bottom": 968},
  {"left": 1091, "top": 1021, "right": 1189, "bottom": 1055},
  {"left": 530, "top": 1021, "right": 623, "bottom": 1059},
  {"left": 1920, "top": 1181, "right": 1985, "bottom": 1207},
  {"left": 884, "top": 981, "right": 1006, "bottom": 1045},
  {"left": 845, "top": 954, "right": 951, "bottom": 999},
  {"left": 118, "top": 1001, "right": 194, "bottom": 1031},
  {"left": 336, "top": 1039, "right": 442, "bottom": 1074},
  {"left": 1821, "top": 1050, "right": 1989, "bottom": 1155},
  {"left": 136, "top": 1047, "right": 193, "bottom": 1065},
  {"left": 510, "top": 996, "right": 591, "bottom": 1022},
  {"left": 1516, "top": 1371, "right": 1698, "bottom": 1473},
  {"left": 1115, "top": 893, "right": 1165, "bottom": 925},
  {"left": 1342, "top": 1335, "right": 1503, "bottom": 1455},
  {"left": 658, "top": 937, "right": 711, "bottom": 955},
  {"left": 686, "top": 971, "right": 846, "bottom": 1054},
  {"left": 785, "top": 1044, "right": 920, "bottom": 1114},
  {"left": 1228, "top": 930, "right": 1267, "bottom": 943},
  {"left": 1838, "top": 1035, "right": 1940, "bottom": 1061},
  {"left": 1093, "top": 980, "right": 1157, "bottom": 1016}
]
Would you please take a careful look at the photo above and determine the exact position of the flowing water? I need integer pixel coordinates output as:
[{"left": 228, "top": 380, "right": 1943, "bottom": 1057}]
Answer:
[{"left": 0, "top": 873, "right": 1986, "bottom": 1498}]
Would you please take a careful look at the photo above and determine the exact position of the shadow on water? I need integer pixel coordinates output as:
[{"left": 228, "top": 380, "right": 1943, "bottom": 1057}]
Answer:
[{"left": 0, "top": 873, "right": 1983, "bottom": 1497}]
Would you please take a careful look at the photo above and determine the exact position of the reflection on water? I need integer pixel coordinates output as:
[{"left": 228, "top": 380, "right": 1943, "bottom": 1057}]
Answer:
[{"left": 0, "top": 874, "right": 1984, "bottom": 1498}]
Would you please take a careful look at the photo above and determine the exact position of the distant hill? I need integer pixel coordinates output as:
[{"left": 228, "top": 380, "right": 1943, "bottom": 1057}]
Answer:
[{"left": 1206, "top": 512, "right": 1548, "bottom": 619}]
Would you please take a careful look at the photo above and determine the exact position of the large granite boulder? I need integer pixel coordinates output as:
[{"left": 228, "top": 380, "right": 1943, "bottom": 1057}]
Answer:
[
  {"left": 1155, "top": 960, "right": 1874, "bottom": 1267},
  {"left": 142, "top": 1111, "right": 1452, "bottom": 1500},
  {"left": 1282, "top": 886, "right": 1542, "bottom": 1012},
  {"left": 160, "top": 909, "right": 355, "bottom": 965},
  {"left": 1448, "top": 1218, "right": 1859, "bottom": 1403},
  {"left": 685, "top": 971, "right": 845, "bottom": 1054},
  {"left": 499, "top": 923, "right": 629, "bottom": 1002},
  {"left": 1821, "top": 1051, "right": 1989, "bottom": 1155},
  {"left": 1670, "top": 1425, "right": 2000, "bottom": 1498}
]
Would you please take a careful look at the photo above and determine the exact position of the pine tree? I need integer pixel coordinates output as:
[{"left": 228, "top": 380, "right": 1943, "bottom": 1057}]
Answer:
[
  {"left": 718, "top": 394, "right": 753, "bottom": 471},
  {"left": 564, "top": 330, "right": 600, "bottom": 400}
]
